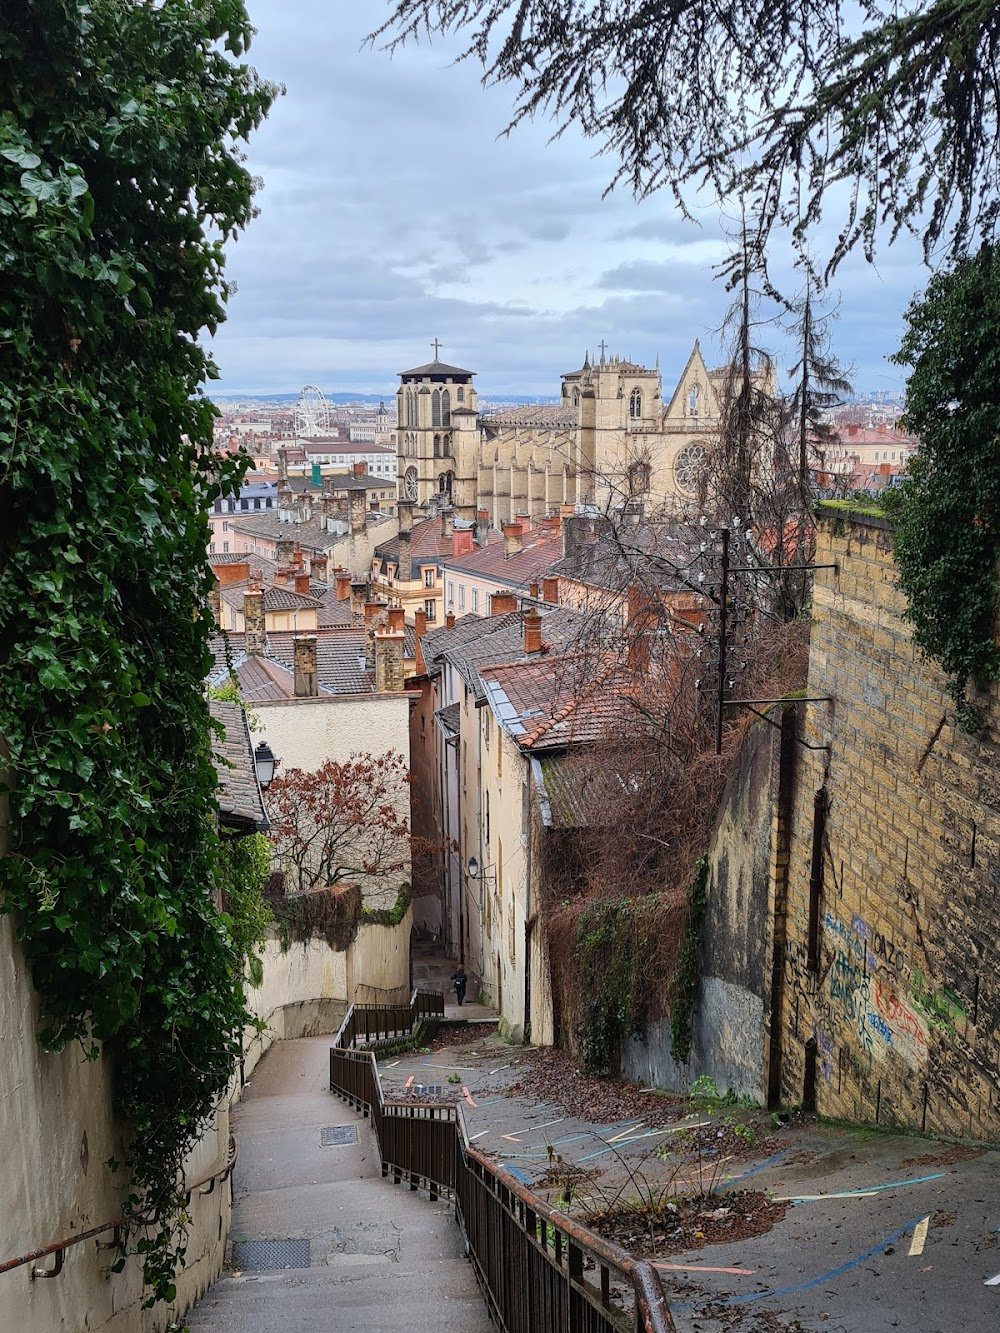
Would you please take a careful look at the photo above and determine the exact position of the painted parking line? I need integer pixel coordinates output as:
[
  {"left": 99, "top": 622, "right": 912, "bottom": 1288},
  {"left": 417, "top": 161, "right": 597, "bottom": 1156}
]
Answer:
[
  {"left": 672, "top": 1214, "right": 925, "bottom": 1310},
  {"left": 468, "top": 1129, "right": 490, "bottom": 1142},
  {"left": 501, "top": 1164, "right": 534, "bottom": 1185},
  {"left": 984, "top": 1271, "right": 1000, "bottom": 1286},
  {"left": 607, "top": 1122, "right": 644, "bottom": 1142},
  {"left": 777, "top": 1171, "right": 946, "bottom": 1203},
  {"left": 501, "top": 1117, "right": 565, "bottom": 1143},
  {"left": 716, "top": 1148, "right": 791, "bottom": 1193},
  {"left": 655, "top": 1262, "right": 757, "bottom": 1276},
  {"left": 909, "top": 1216, "right": 930, "bottom": 1257}
]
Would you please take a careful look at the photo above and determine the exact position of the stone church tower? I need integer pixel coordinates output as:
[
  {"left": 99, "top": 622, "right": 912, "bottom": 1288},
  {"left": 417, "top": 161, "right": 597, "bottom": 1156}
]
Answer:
[
  {"left": 395, "top": 340, "right": 738, "bottom": 526},
  {"left": 395, "top": 349, "right": 480, "bottom": 522}
]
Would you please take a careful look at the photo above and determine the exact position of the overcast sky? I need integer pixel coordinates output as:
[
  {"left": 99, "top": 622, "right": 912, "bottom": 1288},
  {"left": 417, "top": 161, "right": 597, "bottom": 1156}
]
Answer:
[{"left": 210, "top": 0, "right": 928, "bottom": 399}]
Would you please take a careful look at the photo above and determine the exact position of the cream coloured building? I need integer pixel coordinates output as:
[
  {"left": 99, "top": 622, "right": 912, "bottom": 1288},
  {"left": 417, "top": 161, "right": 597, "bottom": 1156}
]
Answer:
[{"left": 396, "top": 341, "right": 733, "bottom": 525}]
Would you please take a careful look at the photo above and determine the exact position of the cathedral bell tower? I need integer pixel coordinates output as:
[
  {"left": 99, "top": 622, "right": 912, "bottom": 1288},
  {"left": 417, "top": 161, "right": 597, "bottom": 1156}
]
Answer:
[{"left": 396, "top": 344, "right": 479, "bottom": 523}]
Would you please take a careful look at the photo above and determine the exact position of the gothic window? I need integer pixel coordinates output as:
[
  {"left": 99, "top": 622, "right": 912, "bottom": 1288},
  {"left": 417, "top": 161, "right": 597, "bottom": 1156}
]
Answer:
[
  {"left": 443, "top": 433, "right": 452, "bottom": 453},
  {"left": 629, "top": 388, "right": 643, "bottom": 419},
  {"left": 403, "top": 467, "right": 418, "bottom": 500},
  {"left": 442, "top": 389, "right": 451, "bottom": 427},
  {"left": 432, "top": 388, "right": 442, "bottom": 428},
  {"left": 433, "top": 434, "right": 441, "bottom": 457},
  {"left": 573, "top": 388, "right": 580, "bottom": 407},
  {"left": 438, "top": 470, "right": 454, "bottom": 495},
  {"left": 457, "top": 386, "right": 465, "bottom": 403},
  {"left": 674, "top": 443, "right": 709, "bottom": 497}
]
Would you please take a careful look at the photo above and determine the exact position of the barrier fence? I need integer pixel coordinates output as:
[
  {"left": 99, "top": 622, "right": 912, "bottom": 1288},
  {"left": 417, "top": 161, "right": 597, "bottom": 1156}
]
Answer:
[{"left": 329, "top": 992, "right": 675, "bottom": 1333}]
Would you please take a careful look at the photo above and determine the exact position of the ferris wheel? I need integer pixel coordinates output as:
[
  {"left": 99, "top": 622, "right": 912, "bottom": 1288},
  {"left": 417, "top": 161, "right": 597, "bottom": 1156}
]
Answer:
[{"left": 294, "top": 385, "right": 331, "bottom": 437}]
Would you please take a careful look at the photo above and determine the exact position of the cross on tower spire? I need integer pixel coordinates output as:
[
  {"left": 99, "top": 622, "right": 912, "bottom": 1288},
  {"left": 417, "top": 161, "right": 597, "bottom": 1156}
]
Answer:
[
  {"left": 431, "top": 338, "right": 443, "bottom": 361},
  {"left": 597, "top": 339, "right": 609, "bottom": 363}
]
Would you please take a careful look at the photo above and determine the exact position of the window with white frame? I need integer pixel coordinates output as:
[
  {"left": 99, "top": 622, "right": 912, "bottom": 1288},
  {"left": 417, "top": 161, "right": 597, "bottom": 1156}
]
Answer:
[
  {"left": 458, "top": 585, "right": 465, "bottom": 610},
  {"left": 424, "top": 598, "right": 436, "bottom": 621},
  {"left": 423, "top": 568, "right": 435, "bottom": 588},
  {"left": 472, "top": 589, "right": 479, "bottom": 612}
]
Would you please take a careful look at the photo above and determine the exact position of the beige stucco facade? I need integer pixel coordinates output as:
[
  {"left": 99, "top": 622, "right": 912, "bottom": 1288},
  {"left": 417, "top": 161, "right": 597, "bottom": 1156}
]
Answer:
[
  {"left": 397, "top": 342, "right": 742, "bottom": 527},
  {"left": 253, "top": 692, "right": 414, "bottom": 912}
]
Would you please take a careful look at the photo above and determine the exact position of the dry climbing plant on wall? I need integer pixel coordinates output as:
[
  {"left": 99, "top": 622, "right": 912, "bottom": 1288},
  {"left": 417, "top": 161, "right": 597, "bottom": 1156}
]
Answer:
[{"left": 0, "top": 0, "right": 275, "bottom": 1306}]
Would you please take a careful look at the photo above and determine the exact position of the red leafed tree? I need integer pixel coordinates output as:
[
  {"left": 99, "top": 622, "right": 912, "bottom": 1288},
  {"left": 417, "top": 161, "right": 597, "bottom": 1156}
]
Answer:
[{"left": 266, "top": 752, "right": 411, "bottom": 896}]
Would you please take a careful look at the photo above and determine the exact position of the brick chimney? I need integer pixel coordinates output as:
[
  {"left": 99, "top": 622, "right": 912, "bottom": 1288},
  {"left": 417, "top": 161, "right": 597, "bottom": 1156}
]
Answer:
[
  {"left": 277, "top": 484, "right": 294, "bottom": 522},
  {"left": 475, "top": 509, "right": 490, "bottom": 547},
  {"left": 310, "top": 554, "right": 328, "bottom": 584},
  {"left": 542, "top": 576, "right": 559, "bottom": 604},
  {"left": 292, "top": 542, "right": 304, "bottom": 569},
  {"left": 213, "top": 559, "right": 250, "bottom": 587},
  {"left": 503, "top": 523, "right": 524, "bottom": 558},
  {"left": 446, "top": 611, "right": 456, "bottom": 629},
  {"left": 350, "top": 580, "right": 368, "bottom": 624},
  {"left": 388, "top": 606, "right": 405, "bottom": 634},
  {"left": 528, "top": 581, "right": 539, "bottom": 600},
  {"left": 491, "top": 590, "right": 517, "bottom": 616},
  {"left": 364, "top": 600, "right": 387, "bottom": 668},
  {"left": 397, "top": 499, "right": 414, "bottom": 580},
  {"left": 627, "top": 584, "right": 657, "bottom": 675},
  {"left": 293, "top": 634, "right": 318, "bottom": 697},
  {"left": 374, "top": 628, "right": 405, "bottom": 693},
  {"left": 335, "top": 571, "right": 352, "bottom": 602},
  {"left": 294, "top": 570, "right": 311, "bottom": 596},
  {"left": 414, "top": 608, "right": 428, "bottom": 674},
  {"left": 440, "top": 507, "right": 454, "bottom": 540},
  {"left": 322, "top": 493, "right": 348, "bottom": 532},
  {"left": 523, "top": 607, "right": 543, "bottom": 655},
  {"left": 349, "top": 488, "right": 367, "bottom": 536},
  {"left": 276, "top": 536, "right": 295, "bottom": 566},
  {"left": 243, "top": 587, "right": 265, "bottom": 655},
  {"left": 452, "top": 528, "right": 474, "bottom": 557},
  {"left": 515, "top": 512, "right": 531, "bottom": 533},
  {"left": 353, "top": 461, "right": 365, "bottom": 477}
]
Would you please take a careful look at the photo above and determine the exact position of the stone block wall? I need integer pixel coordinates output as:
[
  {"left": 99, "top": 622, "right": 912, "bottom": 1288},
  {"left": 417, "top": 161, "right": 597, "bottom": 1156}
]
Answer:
[{"left": 779, "top": 507, "right": 1000, "bottom": 1139}]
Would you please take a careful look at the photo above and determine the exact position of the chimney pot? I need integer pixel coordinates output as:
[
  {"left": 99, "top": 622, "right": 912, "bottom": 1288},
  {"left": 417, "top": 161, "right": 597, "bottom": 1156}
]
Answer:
[
  {"left": 374, "top": 628, "right": 406, "bottom": 693},
  {"left": 523, "top": 607, "right": 543, "bottom": 655},
  {"left": 243, "top": 587, "right": 264, "bottom": 655},
  {"left": 293, "top": 634, "right": 318, "bottom": 697},
  {"left": 503, "top": 522, "right": 524, "bottom": 558}
]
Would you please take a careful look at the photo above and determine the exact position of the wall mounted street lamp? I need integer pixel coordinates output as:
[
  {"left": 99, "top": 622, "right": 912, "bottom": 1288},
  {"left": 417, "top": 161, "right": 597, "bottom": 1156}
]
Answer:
[
  {"left": 466, "top": 856, "right": 497, "bottom": 887},
  {"left": 253, "top": 740, "right": 278, "bottom": 791}
]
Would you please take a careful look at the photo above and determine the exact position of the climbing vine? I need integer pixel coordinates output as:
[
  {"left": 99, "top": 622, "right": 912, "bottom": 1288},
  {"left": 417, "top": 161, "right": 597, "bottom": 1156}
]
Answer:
[
  {"left": 217, "top": 832, "right": 272, "bottom": 988},
  {"left": 669, "top": 858, "right": 709, "bottom": 1064},
  {"left": 885, "top": 246, "right": 1000, "bottom": 732},
  {"left": 0, "top": 0, "right": 274, "bottom": 1307}
]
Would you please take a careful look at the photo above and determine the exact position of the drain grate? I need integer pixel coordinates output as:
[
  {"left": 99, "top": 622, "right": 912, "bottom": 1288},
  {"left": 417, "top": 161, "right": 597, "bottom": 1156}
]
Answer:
[
  {"left": 233, "top": 1238, "right": 310, "bottom": 1272},
  {"left": 410, "top": 1085, "right": 444, "bottom": 1097},
  {"left": 320, "top": 1124, "right": 358, "bottom": 1147}
]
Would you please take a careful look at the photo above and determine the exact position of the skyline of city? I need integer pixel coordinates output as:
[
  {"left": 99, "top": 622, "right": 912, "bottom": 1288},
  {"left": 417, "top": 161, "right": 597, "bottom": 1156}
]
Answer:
[{"left": 208, "top": 0, "right": 927, "bottom": 398}]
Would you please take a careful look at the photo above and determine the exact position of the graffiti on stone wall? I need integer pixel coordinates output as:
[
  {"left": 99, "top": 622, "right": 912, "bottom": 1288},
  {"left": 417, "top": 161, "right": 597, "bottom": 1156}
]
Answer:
[{"left": 781, "top": 913, "right": 942, "bottom": 1075}]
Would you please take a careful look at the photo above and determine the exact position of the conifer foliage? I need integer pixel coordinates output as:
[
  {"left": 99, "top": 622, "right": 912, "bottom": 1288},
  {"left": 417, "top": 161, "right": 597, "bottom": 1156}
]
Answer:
[
  {"left": 0, "top": 0, "right": 275, "bottom": 1306},
  {"left": 376, "top": 0, "right": 1000, "bottom": 271}
]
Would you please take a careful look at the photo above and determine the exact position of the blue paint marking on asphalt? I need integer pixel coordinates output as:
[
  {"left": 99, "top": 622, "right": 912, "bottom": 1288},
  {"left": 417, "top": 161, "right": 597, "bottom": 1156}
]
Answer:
[
  {"left": 501, "top": 1164, "right": 534, "bottom": 1184},
  {"left": 787, "top": 1170, "right": 946, "bottom": 1204},
  {"left": 715, "top": 1149, "right": 791, "bottom": 1192},
  {"left": 671, "top": 1214, "right": 924, "bottom": 1310}
]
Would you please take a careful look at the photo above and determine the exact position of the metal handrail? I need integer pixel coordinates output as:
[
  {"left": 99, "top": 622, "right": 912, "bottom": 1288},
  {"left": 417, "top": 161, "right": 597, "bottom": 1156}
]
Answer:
[
  {"left": 0, "top": 1135, "right": 239, "bottom": 1280},
  {"left": 330, "top": 997, "right": 676, "bottom": 1333}
]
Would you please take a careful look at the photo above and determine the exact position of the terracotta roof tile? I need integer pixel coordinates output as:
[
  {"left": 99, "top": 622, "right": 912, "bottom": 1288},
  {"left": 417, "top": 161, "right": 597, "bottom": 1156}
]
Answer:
[{"left": 443, "top": 526, "right": 564, "bottom": 584}]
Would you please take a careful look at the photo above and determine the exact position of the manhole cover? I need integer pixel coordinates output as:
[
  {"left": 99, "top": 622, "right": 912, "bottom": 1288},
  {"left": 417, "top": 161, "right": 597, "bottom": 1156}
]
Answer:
[
  {"left": 233, "top": 1239, "right": 310, "bottom": 1271},
  {"left": 320, "top": 1125, "right": 358, "bottom": 1147}
]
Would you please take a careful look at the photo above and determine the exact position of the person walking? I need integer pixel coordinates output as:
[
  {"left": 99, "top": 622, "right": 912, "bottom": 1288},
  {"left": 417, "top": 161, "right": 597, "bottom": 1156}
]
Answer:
[{"left": 451, "top": 966, "right": 468, "bottom": 1006}]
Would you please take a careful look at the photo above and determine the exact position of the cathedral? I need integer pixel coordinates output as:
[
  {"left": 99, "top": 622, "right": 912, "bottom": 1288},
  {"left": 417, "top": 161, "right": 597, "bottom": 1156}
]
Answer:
[{"left": 395, "top": 341, "right": 733, "bottom": 526}]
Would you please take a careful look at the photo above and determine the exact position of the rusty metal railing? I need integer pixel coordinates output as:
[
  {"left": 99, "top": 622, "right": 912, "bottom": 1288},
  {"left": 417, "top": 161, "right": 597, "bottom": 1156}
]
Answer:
[
  {"left": 329, "top": 998, "right": 675, "bottom": 1333},
  {"left": 0, "top": 1135, "right": 239, "bottom": 1282}
]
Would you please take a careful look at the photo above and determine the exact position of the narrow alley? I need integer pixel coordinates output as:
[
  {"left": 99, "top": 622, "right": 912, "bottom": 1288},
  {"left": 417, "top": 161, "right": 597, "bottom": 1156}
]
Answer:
[{"left": 185, "top": 1035, "right": 492, "bottom": 1333}]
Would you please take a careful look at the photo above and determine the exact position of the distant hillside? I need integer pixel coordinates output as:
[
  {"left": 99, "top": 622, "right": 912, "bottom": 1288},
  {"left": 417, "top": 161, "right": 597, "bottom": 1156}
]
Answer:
[{"left": 212, "top": 391, "right": 561, "bottom": 408}]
